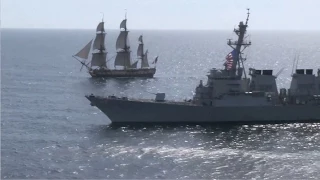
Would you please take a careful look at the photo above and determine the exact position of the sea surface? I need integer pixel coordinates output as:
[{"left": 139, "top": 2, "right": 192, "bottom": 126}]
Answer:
[{"left": 1, "top": 29, "right": 320, "bottom": 179}]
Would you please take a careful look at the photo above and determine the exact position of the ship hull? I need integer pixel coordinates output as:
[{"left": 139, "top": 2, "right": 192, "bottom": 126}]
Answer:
[
  {"left": 88, "top": 68, "right": 156, "bottom": 78},
  {"left": 86, "top": 96, "right": 320, "bottom": 124}
]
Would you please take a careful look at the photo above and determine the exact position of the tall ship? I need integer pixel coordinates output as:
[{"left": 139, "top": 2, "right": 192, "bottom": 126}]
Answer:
[
  {"left": 73, "top": 15, "right": 159, "bottom": 78},
  {"left": 85, "top": 9, "right": 320, "bottom": 124}
]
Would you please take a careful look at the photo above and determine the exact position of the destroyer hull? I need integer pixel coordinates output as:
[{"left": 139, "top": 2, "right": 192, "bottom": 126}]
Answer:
[
  {"left": 86, "top": 96, "right": 320, "bottom": 124},
  {"left": 89, "top": 68, "right": 156, "bottom": 78}
]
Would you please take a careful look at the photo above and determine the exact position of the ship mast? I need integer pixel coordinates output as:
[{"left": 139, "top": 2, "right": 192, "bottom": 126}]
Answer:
[
  {"left": 137, "top": 35, "right": 149, "bottom": 68},
  {"left": 73, "top": 15, "right": 107, "bottom": 71},
  {"left": 139, "top": 35, "right": 144, "bottom": 60},
  {"left": 90, "top": 15, "right": 107, "bottom": 69},
  {"left": 114, "top": 10, "right": 132, "bottom": 69},
  {"left": 226, "top": 8, "right": 251, "bottom": 78},
  {"left": 124, "top": 10, "right": 129, "bottom": 52},
  {"left": 97, "top": 14, "right": 106, "bottom": 53}
]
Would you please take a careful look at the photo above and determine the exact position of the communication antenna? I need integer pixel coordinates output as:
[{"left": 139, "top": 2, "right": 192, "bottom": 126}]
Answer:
[{"left": 245, "top": 8, "right": 250, "bottom": 25}]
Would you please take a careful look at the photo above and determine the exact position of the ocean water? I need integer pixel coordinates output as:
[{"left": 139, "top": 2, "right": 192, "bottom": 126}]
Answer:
[{"left": 1, "top": 29, "right": 320, "bottom": 179}]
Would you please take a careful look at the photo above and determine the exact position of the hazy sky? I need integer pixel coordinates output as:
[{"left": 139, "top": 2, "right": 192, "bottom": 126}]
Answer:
[{"left": 1, "top": 0, "right": 320, "bottom": 30}]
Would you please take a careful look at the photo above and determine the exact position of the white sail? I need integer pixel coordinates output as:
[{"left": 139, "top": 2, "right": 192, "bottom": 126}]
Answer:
[
  {"left": 96, "top": 22, "right": 104, "bottom": 32},
  {"left": 141, "top": 50, "right": 149, "bottom": 68},
  {"left": 116, "top": 31, "right": 129, "bottom": 51},
  {"left": 93, "top": 33, "right": 106, "bottom": 50},
  {"left": 74, "top": 39, "right": 93, "bottom": 60},
  {"left": 120, "top": 19, "right": 127, "bottom": 30},
  {"left": 138, "top": 35, "right": 143, "bottom": 43},
  {"left": 114, "top": 18, "right": 131, "bottom": 68},
  {"left": 137, "top": 44, "right": 144, "bottom": 57},
  {"left": 91, "top": 52, "right": 107, "bottom": 67},
  {"left": 114, "top": 52, "right": 131, "bottom": 67},
  {"left": 130, "top": 60, "right": 138, "bottom": 68}
]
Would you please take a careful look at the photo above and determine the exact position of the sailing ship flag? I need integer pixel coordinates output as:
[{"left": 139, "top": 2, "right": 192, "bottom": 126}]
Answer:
[
  {"left": 152, "top": 56, "right": 158, "bottom": 64},
  {"left": 224, "top": 49, "right": 236, "bottom": 70}
]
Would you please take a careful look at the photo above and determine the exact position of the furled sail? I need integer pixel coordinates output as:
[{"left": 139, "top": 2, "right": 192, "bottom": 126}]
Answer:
[
  {"left": 96, "top": 22, "right": 104, "bottom": 32},
  {"left": 120, "top": 19, "right": 127, "bottom": 30},
  {"left": 91, "top": 52, "right": 107, "bottom": 67},
  {"left": 116, "top": 31, "right": 129, "bottom": 51},
  {"left": 141, "top": 50, "right": 149, "bottom": 68},
  {"left": 114, "top": 52, "right": 131, "bottom": 67},
  {"left": 74, "top": 39, "right": 93, "bottom": 59},
  {"left": 93, "top": 33, "right": 106, "bottom": 50}
]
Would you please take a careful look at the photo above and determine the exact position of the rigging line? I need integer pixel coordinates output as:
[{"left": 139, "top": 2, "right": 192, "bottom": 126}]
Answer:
[
  {"left": 239, "top": 54, "right": 247, "bottom": 79},
  {"left": 295, "top": 52, "right": 300, "bottom": 70},
  {"left": 243, "top": 42, "right": 251, "bottom": 61},
  {"left": 106, "top": 54, "right": 117, "bottom": 63},
  {"left": 291, "top": 54, "right": 296, "bottom": 76},
  {"left": 275, "top": 67, "right": 285, "bottom": 78}
]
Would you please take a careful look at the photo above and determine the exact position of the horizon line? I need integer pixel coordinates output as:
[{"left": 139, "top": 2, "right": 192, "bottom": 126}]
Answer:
[{"left": 2, "top": 27, "right": 320, "bottom": 31}]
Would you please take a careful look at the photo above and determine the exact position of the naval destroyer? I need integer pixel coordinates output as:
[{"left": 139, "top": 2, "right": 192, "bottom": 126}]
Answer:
[
  {"left": 85, "top": 9, "right": 320, "bottom": 124},
  {"left": 73, "top": 14, "right": 159, "bottom": 78}
]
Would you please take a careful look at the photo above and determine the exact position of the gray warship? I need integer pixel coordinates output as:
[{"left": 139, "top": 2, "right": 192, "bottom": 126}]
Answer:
[
  {"left": 85, "top": 9, "right": 320, "bottom": 124},
  {"left": 73, "top": 14, "right": 159, "bottom": 78}
]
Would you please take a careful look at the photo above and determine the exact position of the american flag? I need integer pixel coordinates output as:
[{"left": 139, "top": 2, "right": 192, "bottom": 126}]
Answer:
[{"left": 224, "top": 50, "right": 235, "bottom": 70}]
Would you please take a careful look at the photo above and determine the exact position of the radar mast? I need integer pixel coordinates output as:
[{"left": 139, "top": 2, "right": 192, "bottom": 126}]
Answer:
[{"left": 226, "top": 9, "right": 251, "bottom": 78}]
